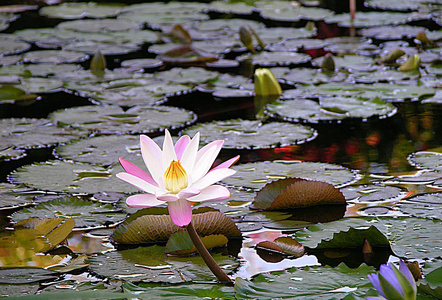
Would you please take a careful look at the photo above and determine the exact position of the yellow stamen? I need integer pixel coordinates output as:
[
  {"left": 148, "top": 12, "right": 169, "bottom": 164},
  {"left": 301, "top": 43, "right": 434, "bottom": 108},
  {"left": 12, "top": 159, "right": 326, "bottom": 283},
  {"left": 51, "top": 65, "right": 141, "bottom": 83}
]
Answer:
[{"left": 164, "top": 160, "right": 188, "bottom": 193}]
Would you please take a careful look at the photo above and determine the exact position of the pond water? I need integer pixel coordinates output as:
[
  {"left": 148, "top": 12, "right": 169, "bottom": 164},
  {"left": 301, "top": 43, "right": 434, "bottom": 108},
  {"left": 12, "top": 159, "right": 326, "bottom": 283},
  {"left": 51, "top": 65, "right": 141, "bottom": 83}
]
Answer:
[{"left": 0, "top": 0, "right": 441, "bottom": 299}]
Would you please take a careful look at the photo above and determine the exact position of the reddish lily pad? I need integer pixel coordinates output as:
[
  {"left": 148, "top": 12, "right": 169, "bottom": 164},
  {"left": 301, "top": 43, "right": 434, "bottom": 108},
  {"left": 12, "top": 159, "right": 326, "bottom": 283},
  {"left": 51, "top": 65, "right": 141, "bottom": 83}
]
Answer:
[
  {"left": 256, "top": 236, "right": 304, "bottom": 257},
  {"left": 253, "top": 178, "right": 345, "bottom": 210},
  {"left": 111, "top": 207, "right": 241, "bottom": 244}
]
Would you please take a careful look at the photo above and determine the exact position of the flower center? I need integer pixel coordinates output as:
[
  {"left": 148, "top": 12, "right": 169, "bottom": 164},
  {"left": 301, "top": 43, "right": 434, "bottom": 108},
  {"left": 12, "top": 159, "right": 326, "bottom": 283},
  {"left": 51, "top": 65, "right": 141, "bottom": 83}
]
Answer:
[{"left": 164, "top": 160, "right": 188, "bottom": 194}]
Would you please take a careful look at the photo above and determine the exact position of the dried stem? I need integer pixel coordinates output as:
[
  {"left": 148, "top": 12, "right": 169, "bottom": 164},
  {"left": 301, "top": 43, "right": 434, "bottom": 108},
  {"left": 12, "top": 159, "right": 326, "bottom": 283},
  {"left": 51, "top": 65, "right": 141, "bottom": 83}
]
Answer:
[{"left": 186, "top": 221, "right": 232, "bottom": 283}]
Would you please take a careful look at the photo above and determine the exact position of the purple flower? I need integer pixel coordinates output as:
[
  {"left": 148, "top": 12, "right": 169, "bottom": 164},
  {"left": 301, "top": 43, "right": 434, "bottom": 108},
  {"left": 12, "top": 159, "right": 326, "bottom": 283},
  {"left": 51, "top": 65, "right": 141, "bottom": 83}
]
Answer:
[{"left": 366, "top": 260, "right": 417, "bottom": 300}]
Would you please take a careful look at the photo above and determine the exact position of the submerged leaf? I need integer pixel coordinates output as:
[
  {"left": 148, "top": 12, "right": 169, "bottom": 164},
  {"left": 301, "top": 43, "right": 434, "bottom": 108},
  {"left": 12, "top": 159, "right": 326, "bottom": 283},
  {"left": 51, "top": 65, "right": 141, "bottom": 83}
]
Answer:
[{"left": 165, "top": 231, "right": 228, "bottom": 255}]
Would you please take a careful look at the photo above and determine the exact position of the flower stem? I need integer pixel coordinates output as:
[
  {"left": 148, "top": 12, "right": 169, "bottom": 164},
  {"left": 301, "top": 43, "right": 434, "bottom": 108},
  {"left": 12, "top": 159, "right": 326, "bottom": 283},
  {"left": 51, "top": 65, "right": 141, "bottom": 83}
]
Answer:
[{"left": 186, "top": 221, "right": 232, "bottom": 283}]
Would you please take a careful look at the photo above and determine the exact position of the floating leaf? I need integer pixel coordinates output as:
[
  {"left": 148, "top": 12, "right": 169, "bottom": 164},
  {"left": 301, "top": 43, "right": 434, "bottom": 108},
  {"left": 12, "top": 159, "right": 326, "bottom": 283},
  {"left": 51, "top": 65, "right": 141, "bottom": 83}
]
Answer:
[
  {"left": 408, "top": 151, "right": 442, "bottom": 172},
  {"left": 223, "top": 161, "right": 359, "bottom": 191},
  {"left": 182, "top": 120, "right": 317, "bottom": 150},
  {"left": 0, "top": 268, "right": 58, "bottom": 284},
  {"left": 11, "top": 196, "right": 127, "bottom": 229},
  {"left": 315, "top": 226, "right": 390, "bottom": 250},
  {"left": 418, "top": 266, "right": 442, "bottom": 299},
  {"left": 111, "top": 207, "right": 241, "bottom": 244},
  {"left": 234, "top": 263, "right": 376, "bottom": 299},
  {"left": 158, "top": 45, "right": 218, "bottom": 66},
  {"left": 9, "top": 160, "right": 138, "bottom": 194},
  {"left": 39, "top": 2, "right": 125, "bottom": 19},
  {"left": 49, "top": 105, "right": 196, "bottom": 135},
  {"left": 236, "top": 51, "right": 311, "bottom": 68},
  {"left": 257, "top": 237, "right": 304, "bottom": 257},
  {"left": 294, "top": 217, "right": 441, "bottom": 260},
  {"left": 165, "top": 231, "right": 228, "bottom": 255},
  {"left": 341, "top": 184, "right": 406, "bottom": 202},
  {"left": 254, "top": 178, "right": 345, "bottom": 210},
  {"left": 88, "top": 245, "right": 238, "bottom": 283}
]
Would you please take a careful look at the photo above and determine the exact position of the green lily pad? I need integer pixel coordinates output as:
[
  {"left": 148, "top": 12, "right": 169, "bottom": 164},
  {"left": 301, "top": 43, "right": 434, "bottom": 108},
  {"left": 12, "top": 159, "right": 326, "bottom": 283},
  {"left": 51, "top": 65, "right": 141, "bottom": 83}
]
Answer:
[
  {"left": 340, "top": 184, "right": 406, "bottom": 202},
  {"left": 398, "top": 200, "right": 442, "bottom": 220},
  {"left": 208, "top": 1, "right": 254, "bottom": 15},
  {"left": 48, "top": 105, "right": 196, "bottom": 135},
  {"left": 351, "top": 68, "right": 420, "bottom": 84},
  {"left": 57, "top": 19, "right": 141, "bottom": 33},
  {"left": 182, "top": 120, "right": 317, "bottom": 149},
  {"left": 0, "top": 268, "right": 59, "bottom": 284},
  {"left": 358, "top": 25, "right": 428, "bottom": 41},
  {"left": 56, "top": 134, "right": 140, "bottom": 166},
  {"left": 236, "top": 51, "right": 311, "bottom": 68},
  {"left": 111, "top": 207, "right": 241, "bottom": 244},
  {"left": 234, "top": 263, "right": 375, "bottom": 299},
  {"left": 257, "top": 1, "right": 334, "bottom": 22},
  {"left": 87, "top": 245, "right": 238, "bottom": 283},
  {"left": 11, "top": 196, "right": 127, "bottom": 229},
  {"left": 0, "top": 147, "right": 26, "bottom": 162},
  {"left": 23, "top": 50, "right": 88, "bottom": 64},
  {"left": 252, "top": 27, "right": 316, "bottom": 45},
  {"left": 9, "top": 160, "right": 138, "bottom": 194},
  {"left": 418, "top": 266, "right": 442, "bottom": 299},
  {"left": 408, "top": 151, "right": 442, "bottom": 172},
  {"left": 123, "top": 281, "right": 235, "bottom": 300},
  {"left": 325, "top": 11, "right": 428, "bottom": 28},
  {"left": 0, "top": 182, "right": 35, "bottom": 209},
  {"left": 0, "top": 118, "right": 87, "bottom": 149},
  {"left": 312, "top": 53, "right": 376, "bottom": 69},
  {"left": 40, "top": 2, "right": 125, "bottom": 19},
  {"left": 294, "top": 217, "right": 442, "bottom": 260},
  {"left": 223, "top": 161, "right": 359, "bottom": 190},
  {"left": 0, "top": 34, "right": 30, "bottom": 56},
  {"left": 270, "top": 67, "right": 348, "bottom": 85},
  {"left": 63, "top": 41, "right": 140, "bottom": 56},
  {"left": 266, "top": 96, "right": 396, "bottom": 123},
  {"left": 297, "top": 83, "right": 436, "bottom": 102},
  {"left": 154, "top": 67, "right": 220, "bottom": 86},
  {"left": 0, "top": 63, "right": 82, "bottom": 78},
  {"left": 268, "top": 38, "right": 326, "bottom": 52}
]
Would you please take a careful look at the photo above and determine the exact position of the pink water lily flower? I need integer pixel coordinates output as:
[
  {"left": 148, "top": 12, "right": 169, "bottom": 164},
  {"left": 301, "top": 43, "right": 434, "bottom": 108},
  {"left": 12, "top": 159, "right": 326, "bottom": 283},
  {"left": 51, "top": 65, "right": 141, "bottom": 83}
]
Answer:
[{"left": 117, "top": 129, "right": 239, "bottom": 227}]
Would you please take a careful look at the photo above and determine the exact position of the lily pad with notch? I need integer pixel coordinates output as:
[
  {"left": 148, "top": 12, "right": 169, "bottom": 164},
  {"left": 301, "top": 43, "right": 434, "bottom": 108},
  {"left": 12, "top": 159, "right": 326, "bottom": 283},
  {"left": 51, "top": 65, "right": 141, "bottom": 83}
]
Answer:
[
  {"left": 11, "top": 196, "right": 127, "bottom": 229},
  {"left": 398, "top": 200, "right": 442, "bottom": 220},
  {"left": 223, "top": 160, "right": 360, "bottom": 191},
  {"left": 39, "top": 2, "right": 126, "bottom": 19},
  {"left": 0, "top": 34, "right": 31, "bottom": 56},
  {"left": 55, "top": 134, "right": 141, "bottom": 166},
  {"left": 87, "top": 244, "right": 238, "bottom": 283},
  {"left": 48, "top": 105, "right": 196, "bottom": 135},
  {"left": 234, "top": 263, "right": 376, "bottom": 299},
  {"left": 0, "top": 118, "right": 88, "bottom": 150},
  {"left": 408, "top": 151, "right": 442, "bottom": 172},
  {"left": 181, "top": 120, "right": 317, "bottom": 150},
  {"left": 9, "top": 160, "right": 139, "bottom": 194},
  {"left": 236, "top": 51, "right": 311, "bottom": 68},
  {"left": 265, "top": 96, "right": 397, "bottom": 123},
  {"left": 294, "top": 217, "right": 442, "bottom": 260},
  {"left": 340, "top": 184, "right": 406, "bottom": 203}
]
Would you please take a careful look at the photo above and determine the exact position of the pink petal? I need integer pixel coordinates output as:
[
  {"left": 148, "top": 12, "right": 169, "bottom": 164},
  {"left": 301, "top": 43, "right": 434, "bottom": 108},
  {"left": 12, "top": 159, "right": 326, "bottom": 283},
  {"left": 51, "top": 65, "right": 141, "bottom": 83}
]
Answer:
[
  {"left": 126, "top": 194, "right": 165, "bottom": 208},
  {"left": 141, "top": 139, "right": 163, "bottom": 184},
  {"left": 140, "top": 135, "right": 162, "bottom": 162},
  {"left": 180, "top": 132, "right": 199, "bottom": 175},
  {"left": 174, "top": 135, "right": 190, "bottom": 160},
  {"left": 196, "top": 140, "right": 223, "bottom": 164},
  {"left": 188, "top": 185, "right": 230, "bottom": 202},
  {"left": 116, "top": 172, "right": 162, "bottom": 194},
  {"left": 178, "top": 187, "right": 200, "bottom": 199},
  {"left": 192, "top": 168, "right": 236, "bottom": 190},
  {"left": 119, "top": 158, "right": 158, "bottom": 186},
  {"left": 211, "top": 155, "right": 240, "bottom": 171},
  {"left": 162, "top": 129, "right": 177, "bottom": 172},
  {"left": 168, "top": 198, "right": 192, "bottom": 227},
  {"left": 157, "top": 194, "right": 179, "bottom": 202}
]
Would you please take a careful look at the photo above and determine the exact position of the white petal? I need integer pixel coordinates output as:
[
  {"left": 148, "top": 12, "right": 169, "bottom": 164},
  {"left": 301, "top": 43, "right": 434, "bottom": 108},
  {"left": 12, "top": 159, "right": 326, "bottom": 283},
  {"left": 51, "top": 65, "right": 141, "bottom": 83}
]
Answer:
[
  {"left": 196, "top": 140, "right": 223, "bottom": 164},
  {"left": 126, "top": 194, "right": 165, "bottom": 208},
  {"left": 141, "top": 139, "right": 164, "bottom": 184},
  {"left": 191, "top": 168, "right": 236, "bottom": 190},
  {"left": 211, "top": 155, "right": 240, "bottom": 171},
  {"left": 180, "top": 132, "right": 199, "bottom": 174},
  {"left": 188, "top": 185, "right": 230, "bottom": 202},
  {"left": 162, "top": 129, "right": 177, "bottom": 172},
  {"left": 168, "top": 198, "right": 192, "bottom": 227},
  {"left": 116, "top": 172, "right": 163, "bottom": 194},
  {"left": 178, "top": 187, "right": 200, "bottom": 199},
  {"left": 190, "top": 146, "right": 217, "bottom": 183}
]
